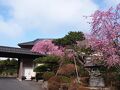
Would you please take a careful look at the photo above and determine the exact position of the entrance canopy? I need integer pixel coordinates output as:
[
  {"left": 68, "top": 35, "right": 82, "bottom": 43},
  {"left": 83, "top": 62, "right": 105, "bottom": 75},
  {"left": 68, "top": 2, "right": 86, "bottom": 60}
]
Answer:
[{"left": 0, "top": 46, "right": 41, "bottom": 59}]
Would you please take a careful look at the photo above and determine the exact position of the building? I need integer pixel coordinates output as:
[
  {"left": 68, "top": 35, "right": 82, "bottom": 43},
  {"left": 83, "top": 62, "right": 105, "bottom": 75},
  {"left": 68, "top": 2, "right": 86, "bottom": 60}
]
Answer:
[
  {"left": 0, "top": 39, "right": 44, "bottom": 80},
  {"left": 18, "top": 39, "right": 45, "bottom": 80}
]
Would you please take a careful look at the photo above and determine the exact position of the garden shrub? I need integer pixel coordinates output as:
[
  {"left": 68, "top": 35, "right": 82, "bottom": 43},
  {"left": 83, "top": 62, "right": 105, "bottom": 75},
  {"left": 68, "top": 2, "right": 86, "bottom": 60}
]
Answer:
[
  {"left": 47, "top": 75, "right": 71, "bottom": 90},
  {"left": 68, "top": 79, "right": 90, "bottom": 90},
  {"left": 34, "top": 55, "right": 60, "bottom": 73},
  {"left": 35, "top": 72, "right": 44, "bottom": 81},
  {"left": 48, "top": 76, "right": 61, "bottom": 90},
  {"left": 68, "top": 79, "right": 79, "bottom": 90},
  {"left": 42, "top": 72, "right": 55, "bottom": 81},
  {"left": 57, "top": 64, "right": 79, "bottom": 75},
  {"left": 34, "top": 55, "right": 60, "bottom": 63},
  {"left": 59, "top": 76, "right": 71, "bottom": 83},
  {"left": 34, "top": 64, "right": 49, "bottom": 72}
]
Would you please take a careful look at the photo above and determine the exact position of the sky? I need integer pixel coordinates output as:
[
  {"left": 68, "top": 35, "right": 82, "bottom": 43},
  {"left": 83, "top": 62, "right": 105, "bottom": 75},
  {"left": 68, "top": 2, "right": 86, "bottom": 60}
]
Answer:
[{"left": 0, "top": 0, "right": 120, "bottom": 47}]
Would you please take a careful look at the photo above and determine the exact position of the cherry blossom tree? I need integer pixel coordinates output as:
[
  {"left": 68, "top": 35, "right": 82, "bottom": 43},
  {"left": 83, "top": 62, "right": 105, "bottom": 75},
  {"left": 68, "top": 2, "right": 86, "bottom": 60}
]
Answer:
[
  {"left": 89, "top": 4, "right": 120, "bottom": 67},
  {"left": 31, "top": 32, "right": 86, "bottom": 83},
  {"left": 31, "top": 40, "right": 64, "bottom": 56},
  {"left": 31, "top": 39, "right": 79, "bottom": 61},
  {"left": 32, "top": 31, "right": 85, "bottom": 58}
]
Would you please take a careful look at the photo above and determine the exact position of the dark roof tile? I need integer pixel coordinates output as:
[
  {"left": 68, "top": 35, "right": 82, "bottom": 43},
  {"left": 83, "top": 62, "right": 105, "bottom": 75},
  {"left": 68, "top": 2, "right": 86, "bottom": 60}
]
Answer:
[
  {"left": 18, "top": 38, "right": 51, "bottom": 47},
  {"left": 0, "top": 46, "right": 41, "bottom": 56}
]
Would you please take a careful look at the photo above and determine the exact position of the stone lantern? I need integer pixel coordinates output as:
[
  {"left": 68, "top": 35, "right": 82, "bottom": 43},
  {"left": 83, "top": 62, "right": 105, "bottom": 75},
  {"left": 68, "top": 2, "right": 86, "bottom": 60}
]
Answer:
[{"left": 84, "top": 55, "right": 105, "bottom": 87}]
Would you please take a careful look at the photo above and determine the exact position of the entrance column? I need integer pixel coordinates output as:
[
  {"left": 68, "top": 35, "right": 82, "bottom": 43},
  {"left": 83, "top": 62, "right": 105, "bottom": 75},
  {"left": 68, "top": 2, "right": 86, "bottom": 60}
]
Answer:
[{"left": 18, "top": 59, "right": 23, "bottom": 81}]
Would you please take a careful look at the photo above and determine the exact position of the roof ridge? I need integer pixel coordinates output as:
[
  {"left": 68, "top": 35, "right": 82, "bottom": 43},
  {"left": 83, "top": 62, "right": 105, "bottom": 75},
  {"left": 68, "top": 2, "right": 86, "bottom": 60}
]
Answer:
[{"left": 18, "top": 38, "right": 54, "bottom": 47}]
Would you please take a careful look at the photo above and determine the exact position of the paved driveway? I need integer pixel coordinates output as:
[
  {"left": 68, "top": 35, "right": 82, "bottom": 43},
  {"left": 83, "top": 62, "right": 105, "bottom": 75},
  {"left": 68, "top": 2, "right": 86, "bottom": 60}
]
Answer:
[{"left": 0, "top": 78, "right": 44, "bottom": 90}]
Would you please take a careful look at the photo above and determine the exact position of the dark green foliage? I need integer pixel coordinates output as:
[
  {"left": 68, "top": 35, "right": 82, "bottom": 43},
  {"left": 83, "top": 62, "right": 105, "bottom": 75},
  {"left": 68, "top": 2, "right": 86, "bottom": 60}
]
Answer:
[
  {"left": 59, "top": 76, "right": 71, "bottom": 83},
  {"left": 34, "top": 63, "right": 59, "bottom": 72},
  {"left": 99, "top": 66, "right": 120, "bottom": 88},
  {"left": 35, "top": 72, "right": 44, "bottom": 81},
  {"left": 79, "top": 65, "right": 89, "bottom": 77},
  {"left": 53, "top": 31, "right": 85, "bottom": 46},
  {"left": 100, "top": 66, "right": 119, "bottom": 74},
  {"left": 0, "top": 58, "right": 18, "bottom": 66},
  {"left": 0, "top": 58, "right": 18, "bottom": 76},
  {"left": 34, "top": 64, "right": 50, "bottom": 72},
  {"left": 42, "top": 72, "right": 55, "bottom": 80},
  {"left": 34, "top": 55, "right": 60, "bottom": 73},
  {"left": 34, "top": 55, "right": 60, "bottom": 64}
]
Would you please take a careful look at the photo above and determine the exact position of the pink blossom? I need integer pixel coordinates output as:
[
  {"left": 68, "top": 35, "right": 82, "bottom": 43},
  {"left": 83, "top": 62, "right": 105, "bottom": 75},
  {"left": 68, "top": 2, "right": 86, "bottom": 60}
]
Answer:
[
  {"left": 88, "top": 4, "right": 120, "bottom": 67},
  {"left": 31, "top": 40, "right": 64, "bottom": 56}
]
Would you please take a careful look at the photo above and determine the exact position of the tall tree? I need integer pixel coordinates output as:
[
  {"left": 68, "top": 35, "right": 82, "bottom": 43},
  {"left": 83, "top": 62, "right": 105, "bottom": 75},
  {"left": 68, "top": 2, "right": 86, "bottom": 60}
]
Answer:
[
  {"left": 89, "top": 4, "right": 120, "bottom": 67},
  {"left": 53, "top": 31, "right": 85, "bottom": 46}
]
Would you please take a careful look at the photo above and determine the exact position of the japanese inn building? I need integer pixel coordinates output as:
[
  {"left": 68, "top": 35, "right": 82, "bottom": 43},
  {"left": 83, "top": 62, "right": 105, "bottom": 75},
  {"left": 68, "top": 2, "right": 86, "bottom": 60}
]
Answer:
[{"left": 0, "top": 39, "right": 44, "bottom": 81}]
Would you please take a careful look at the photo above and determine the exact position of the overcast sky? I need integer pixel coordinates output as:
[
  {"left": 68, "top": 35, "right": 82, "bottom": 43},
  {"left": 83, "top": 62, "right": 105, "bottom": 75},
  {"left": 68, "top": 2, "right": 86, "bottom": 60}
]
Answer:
[{"left": 0, "top": 0, "right": 120, "bottom": 47}]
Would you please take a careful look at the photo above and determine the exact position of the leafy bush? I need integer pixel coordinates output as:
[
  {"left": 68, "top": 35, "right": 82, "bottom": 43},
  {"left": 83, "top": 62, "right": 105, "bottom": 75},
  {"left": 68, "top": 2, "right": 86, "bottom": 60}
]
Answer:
[
  {"left": 34, "top": 64, "right": 50, "bottom": 72},
  {"left": 0, "top": 59, "right": 18, "bottom": 77},
  {"left": 57, "top": 64, "right": 78, "bottom": 75},
  {"left": 48, "top": 76, "right": 61, "bottom": 90},
  {"left": 36, "top": 72, "right": 44, "bottom": 81},
  {"left": 79, "top": 66, "right": 89, "bottom": 77},
  {"left": 42, "top": 72, "right": 55, "bottom": 81},
  {"left": 34, "top": 55, "right": 60, "bottom": 64},
  {"left": 34, "top": 55, "right": 60, "bottom": 72},
  {"left": 60, "top": 76, "right": 71, "bottom": 83}
]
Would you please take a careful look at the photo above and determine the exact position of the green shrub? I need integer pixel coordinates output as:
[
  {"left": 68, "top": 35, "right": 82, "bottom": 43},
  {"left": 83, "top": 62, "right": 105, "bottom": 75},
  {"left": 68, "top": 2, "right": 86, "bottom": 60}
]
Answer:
[
  {"left": 60, "top": 76, "right": 71, "bottom": 83},
  {"left": 34, "top": 64, "right": 50, "bottom": 72},
  {"left": 36, "top": 72, "right": 44, "bottom": 81},
  {"left": 42, "top": 72, "right": 55, "bottom": 80},
  {"left": 34, "top": 55, "right": 60, "bottom": 63},
  {"left": 48, "top": 76, "right": 61, "bottom": 90}
]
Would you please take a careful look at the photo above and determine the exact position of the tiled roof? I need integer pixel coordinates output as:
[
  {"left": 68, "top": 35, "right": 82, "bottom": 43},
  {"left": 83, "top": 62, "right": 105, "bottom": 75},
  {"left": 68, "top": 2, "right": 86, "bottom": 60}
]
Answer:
[
  {"left": 0, "top": 46, "right": 41, "bottom": 56},
  {"left": 18, "top": 39, "right": 51, "bottom": 46}
]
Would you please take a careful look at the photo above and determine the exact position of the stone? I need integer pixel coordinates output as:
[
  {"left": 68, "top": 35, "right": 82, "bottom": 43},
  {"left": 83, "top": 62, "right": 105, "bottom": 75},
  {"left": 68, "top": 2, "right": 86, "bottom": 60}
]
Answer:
[{"left": 89, "top": 69, "right": 105, "bottom": 87}]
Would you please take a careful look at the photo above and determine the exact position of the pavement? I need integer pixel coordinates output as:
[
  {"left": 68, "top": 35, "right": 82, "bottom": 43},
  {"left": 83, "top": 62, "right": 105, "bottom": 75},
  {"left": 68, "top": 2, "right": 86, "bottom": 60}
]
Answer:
[{"left": 0, "top": 77, "right": 45, "bottom": 90}]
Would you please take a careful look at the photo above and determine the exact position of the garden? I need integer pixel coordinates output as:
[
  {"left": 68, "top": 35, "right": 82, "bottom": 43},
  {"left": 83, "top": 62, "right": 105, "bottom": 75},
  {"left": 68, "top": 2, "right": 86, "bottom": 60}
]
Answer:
[{"left": 31, "top": 4, "right": 120, "bottom": 90}]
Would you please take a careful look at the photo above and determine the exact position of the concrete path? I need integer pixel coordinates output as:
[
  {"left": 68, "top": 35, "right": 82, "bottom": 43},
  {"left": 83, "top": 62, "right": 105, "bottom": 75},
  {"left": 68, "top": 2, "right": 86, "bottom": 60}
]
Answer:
[{"left": 0, "top": 78, "right": 44, "bottom": 90}]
